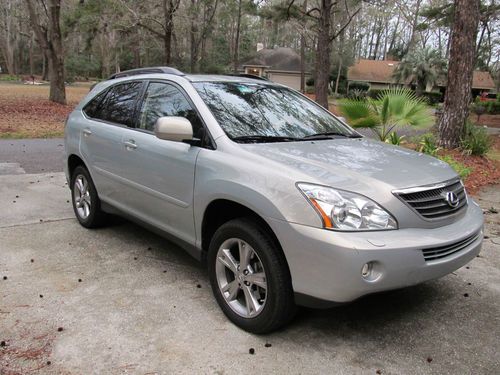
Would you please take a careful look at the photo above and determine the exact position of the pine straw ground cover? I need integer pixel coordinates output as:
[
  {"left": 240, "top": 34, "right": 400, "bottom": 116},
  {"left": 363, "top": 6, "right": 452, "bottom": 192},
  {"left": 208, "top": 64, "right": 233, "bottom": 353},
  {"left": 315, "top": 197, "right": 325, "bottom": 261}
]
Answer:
[
  {"left": 444, "top": 141, "right": 500, "bottom": 195},
  {"left": 404, "top": 135, "right": 500, "bottom": 195},
  {"left": 0, "top": 83, "right": 90, "bottom": 138}
]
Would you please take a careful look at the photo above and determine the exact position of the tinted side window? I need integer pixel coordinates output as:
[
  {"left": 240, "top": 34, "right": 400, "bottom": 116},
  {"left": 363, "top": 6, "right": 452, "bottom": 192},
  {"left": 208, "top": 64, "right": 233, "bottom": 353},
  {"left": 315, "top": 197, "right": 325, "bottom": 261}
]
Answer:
[
  {"left": 99, "top": 82, "right": 143, "bottom": 126},
  {"left": 83, "top": 91, "right": 106, "bottom": 118},
  {"left": 138, "top": 82, "right": 203, "bottom": 136}
]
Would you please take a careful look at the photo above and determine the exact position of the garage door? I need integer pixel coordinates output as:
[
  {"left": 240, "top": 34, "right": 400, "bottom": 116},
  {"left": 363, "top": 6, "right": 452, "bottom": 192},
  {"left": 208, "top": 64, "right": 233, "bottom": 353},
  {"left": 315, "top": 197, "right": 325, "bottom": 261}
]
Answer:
[{"left": 268, "top": 73, "right": 301, "bottom": 90}]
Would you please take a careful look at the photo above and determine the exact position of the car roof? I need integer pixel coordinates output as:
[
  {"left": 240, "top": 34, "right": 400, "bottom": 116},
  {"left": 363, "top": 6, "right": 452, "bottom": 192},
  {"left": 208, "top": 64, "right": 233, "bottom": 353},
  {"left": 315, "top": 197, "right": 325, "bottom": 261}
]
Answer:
[
  {"left": 105, "top": 66, "right": 278, "bottom": 86},
  {"left": 184, "top": 74, "right": 275, "bottom": 84}
]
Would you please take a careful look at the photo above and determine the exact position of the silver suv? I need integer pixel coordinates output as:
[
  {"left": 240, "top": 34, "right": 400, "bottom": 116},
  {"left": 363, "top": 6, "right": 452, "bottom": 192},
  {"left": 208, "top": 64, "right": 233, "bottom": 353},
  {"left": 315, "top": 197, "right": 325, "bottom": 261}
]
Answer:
[{"left": 65, "top": 67, "right": 483, "bottom": 333}]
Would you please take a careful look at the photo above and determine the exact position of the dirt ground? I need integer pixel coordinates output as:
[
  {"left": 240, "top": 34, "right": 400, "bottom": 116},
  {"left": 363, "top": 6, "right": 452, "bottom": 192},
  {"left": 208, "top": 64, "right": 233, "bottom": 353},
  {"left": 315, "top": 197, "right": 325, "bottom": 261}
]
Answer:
[{"left": 0, "top": 83, "right": 89, "bottom": 139}]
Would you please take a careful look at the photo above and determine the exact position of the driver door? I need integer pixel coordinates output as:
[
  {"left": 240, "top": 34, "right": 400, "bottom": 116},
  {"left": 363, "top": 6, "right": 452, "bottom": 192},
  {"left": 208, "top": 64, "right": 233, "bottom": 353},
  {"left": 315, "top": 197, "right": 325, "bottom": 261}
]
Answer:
[{"left": 117, "top": 81, "right": 204, "bottom": 245}]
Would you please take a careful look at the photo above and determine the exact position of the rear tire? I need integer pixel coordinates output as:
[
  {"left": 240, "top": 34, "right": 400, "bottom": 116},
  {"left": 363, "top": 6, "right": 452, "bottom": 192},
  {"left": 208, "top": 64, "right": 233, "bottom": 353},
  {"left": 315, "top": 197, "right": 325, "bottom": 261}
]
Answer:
[
  {"left": 71, "top": 165, "right": 106, "bottom": 228},
  {"left": 208, "top": 218, "right": 296, "bottom": 333}
]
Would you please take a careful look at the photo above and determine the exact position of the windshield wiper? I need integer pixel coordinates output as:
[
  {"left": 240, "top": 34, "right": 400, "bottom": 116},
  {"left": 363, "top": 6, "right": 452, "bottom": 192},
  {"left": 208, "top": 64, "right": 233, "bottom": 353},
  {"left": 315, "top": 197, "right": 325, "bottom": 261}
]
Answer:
[
  {"left": 302, "top": 132, "right": 362, "bottom": 140},
  {"left": 232, "top": 135, "right": 299, "bottom": 143}
]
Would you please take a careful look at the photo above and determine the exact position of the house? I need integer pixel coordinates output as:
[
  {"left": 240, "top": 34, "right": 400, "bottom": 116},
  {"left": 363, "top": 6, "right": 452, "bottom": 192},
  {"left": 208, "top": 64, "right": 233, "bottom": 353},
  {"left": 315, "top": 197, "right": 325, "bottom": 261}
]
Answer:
[
  {"left": 347, "top": 59, "right": 496, "bottom": 96},
  {"left": 241, "top": 46, "right": 308, "bottom": 90}
]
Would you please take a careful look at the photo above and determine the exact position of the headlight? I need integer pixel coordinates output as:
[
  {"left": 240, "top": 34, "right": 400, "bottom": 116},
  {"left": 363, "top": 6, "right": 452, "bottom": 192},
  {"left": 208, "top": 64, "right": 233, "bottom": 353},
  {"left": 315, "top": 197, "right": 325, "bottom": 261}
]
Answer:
[{"left": 297, "top": 183, "right": 397, "bottom": 231}]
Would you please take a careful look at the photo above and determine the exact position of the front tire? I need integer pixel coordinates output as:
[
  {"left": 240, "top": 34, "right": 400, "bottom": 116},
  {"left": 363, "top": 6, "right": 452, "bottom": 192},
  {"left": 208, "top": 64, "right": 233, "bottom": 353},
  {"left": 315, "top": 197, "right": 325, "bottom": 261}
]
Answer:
[
  {"left": 208, "top": 218, "right": 296, "bottom": 333},
  {"left": 71, "top": 165, "right": 106, "bottom": 228}
]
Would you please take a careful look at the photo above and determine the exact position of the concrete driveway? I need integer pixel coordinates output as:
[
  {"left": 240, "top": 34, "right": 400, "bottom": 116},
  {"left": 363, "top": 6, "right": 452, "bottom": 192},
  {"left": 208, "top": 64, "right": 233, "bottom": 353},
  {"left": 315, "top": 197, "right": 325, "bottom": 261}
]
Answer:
[
  {"left": 1, "top": 171, "right": 499, "bottom": 374},
  {"left": 0, "top": 138, "right": 65, "bottom": 174}
]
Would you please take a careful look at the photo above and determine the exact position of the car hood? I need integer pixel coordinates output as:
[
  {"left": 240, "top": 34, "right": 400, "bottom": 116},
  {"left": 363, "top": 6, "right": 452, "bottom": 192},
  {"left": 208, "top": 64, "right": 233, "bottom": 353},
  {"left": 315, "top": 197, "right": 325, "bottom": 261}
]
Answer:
[{"left": 241, "top": 138, "right": 457, "bottom": 191}]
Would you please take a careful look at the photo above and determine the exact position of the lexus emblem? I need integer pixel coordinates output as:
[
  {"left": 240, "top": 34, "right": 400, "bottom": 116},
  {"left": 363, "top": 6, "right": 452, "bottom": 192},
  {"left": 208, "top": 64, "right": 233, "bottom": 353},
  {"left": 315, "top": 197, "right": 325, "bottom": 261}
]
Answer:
[{"left": 445, "top": 191, "right": 460, "bottom": 208}]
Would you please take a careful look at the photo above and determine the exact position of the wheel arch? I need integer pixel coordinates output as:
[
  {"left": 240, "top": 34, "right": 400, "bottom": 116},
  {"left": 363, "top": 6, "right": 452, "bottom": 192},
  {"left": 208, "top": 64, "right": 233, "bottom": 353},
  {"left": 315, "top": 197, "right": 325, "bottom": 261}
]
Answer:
[
  {"left": 67, "top": 154, "right": 87, "bottom": 179},
  {"left": 201, "top": 199, "right": 285, "bottom": 262}
]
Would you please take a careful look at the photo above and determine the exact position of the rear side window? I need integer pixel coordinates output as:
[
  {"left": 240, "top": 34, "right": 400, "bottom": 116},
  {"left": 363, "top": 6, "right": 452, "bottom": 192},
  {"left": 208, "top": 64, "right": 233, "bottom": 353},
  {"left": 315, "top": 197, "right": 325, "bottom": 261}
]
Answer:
[
  {"left": 83, "top": 91, "right": 106, "bottom": 118},
  {"left": 97, "top": 81, "right": 143, "bottom": 126},
  {"left": 137, "top": 82, "right": 203, "bottom": 136}
]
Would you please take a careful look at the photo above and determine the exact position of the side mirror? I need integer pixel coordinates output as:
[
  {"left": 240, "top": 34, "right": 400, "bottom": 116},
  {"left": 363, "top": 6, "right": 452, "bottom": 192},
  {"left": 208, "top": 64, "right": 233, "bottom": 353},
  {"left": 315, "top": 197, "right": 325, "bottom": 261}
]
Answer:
[{"left": 154, "top": 117, "right": 193, "bottom": 142}]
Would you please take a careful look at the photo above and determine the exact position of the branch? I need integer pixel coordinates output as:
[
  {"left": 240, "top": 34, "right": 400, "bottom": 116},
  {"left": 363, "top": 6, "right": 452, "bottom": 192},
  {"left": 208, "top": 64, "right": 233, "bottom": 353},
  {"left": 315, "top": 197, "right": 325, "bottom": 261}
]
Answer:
[
  {"left": 330, "top": 6, "right": 361, "bottom": 41},
  {"left": 286, "top": 0, "right": 296, "bottom": 19},
  {"left": 305, "top": 7, "right": 321, "bottom": 20},
  {"left": 25, "top": 0, "right": 49, "bottom": 50},
  {"left": 143, "top": 16, "right": 167, "bottom": 32},
  {"left": 137, "top": 22, "right": 165, "bottom": 38}
]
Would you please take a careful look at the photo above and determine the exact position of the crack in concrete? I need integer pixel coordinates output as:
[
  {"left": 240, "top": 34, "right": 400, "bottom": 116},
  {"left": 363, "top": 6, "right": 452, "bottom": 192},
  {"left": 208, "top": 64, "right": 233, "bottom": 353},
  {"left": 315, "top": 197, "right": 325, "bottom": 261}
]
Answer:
[{"left": 0, "top": 217, "right": 74, "bottom": 229}]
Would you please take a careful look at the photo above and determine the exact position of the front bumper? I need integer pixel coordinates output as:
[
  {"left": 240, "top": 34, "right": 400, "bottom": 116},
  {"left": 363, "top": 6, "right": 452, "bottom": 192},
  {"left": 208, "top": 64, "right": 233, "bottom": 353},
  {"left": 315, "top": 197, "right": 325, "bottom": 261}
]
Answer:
[{"left": 269, "top": 200, "right": 484, "bottom": 305}]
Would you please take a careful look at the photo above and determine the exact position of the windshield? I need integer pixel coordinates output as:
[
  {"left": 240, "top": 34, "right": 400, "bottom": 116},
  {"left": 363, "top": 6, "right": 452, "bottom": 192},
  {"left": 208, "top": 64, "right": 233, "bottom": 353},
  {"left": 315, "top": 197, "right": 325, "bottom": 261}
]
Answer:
[{"left": 193, "top": 82, "right": 358, "bottom": 142}]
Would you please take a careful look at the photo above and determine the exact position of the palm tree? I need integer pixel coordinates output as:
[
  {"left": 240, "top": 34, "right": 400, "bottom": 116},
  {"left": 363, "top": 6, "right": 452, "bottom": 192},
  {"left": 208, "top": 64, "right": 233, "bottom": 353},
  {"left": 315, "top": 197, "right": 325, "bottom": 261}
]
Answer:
[
  {"left": 393, "top": 48, "right": 447, "bottom": 97},
  {"left": 339, "top": 88, "right": 433, "bottom": 141}
]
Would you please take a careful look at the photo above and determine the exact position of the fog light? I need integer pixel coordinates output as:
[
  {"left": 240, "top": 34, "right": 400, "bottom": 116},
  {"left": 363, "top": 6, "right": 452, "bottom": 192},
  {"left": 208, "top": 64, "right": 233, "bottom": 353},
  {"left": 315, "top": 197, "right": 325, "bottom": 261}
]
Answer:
[
  {"left": 361, "top": 261, "right": 382, "bottom": 282},
  {"left": 361, "top": 262, "right": 373, "bottom": 278}
]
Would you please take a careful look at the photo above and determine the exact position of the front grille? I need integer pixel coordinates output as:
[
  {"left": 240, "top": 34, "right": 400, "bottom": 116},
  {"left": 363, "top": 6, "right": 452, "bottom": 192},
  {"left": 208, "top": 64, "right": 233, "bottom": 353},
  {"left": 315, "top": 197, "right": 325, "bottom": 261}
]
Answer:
[
  {"left": 422, "top": 231, "right": 481, "bottom": 261},
  {"left": 394, "top": 179, "right": 467, "bottom": 220}
]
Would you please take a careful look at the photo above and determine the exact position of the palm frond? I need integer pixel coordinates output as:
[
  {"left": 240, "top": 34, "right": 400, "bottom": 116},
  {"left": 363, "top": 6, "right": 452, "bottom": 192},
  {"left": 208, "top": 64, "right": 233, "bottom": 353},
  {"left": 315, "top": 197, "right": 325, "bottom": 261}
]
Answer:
[
  {"left": 339, "top": 99, "right": 380, "bottom": 129},
  {"left": 340, "top": 88, "right": 433, "bottom": 139}
]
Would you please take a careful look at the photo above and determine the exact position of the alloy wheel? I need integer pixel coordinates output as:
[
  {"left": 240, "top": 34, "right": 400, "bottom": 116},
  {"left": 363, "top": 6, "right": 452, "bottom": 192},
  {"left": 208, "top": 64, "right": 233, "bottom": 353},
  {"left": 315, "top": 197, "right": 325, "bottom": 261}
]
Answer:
[
  {"left": 73, "top": 174, "right": 91, "bottom": 220},
  {"left": 215, "top": 238, "right": 268, "bottom": 318}
]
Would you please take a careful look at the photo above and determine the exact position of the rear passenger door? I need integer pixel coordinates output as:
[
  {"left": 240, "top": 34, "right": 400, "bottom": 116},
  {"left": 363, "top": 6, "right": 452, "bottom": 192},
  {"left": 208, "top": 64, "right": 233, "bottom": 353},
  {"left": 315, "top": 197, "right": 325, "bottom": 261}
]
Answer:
[
  {"left": 80, "top": 81, "right": 144, "bottom": 201},
  {"left": 117, "top": 81, "right": 204, "bottom": 245}
]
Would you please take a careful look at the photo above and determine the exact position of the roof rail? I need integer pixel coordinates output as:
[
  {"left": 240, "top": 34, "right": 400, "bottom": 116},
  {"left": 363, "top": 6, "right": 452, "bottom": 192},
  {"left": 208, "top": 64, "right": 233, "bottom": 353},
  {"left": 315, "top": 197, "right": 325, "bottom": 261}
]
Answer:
[
  {"left": 232, "top": 73, "right": 269, "bottom": 81},
  {"left": 108, "top": 67, "right": 185, "bottom": 80}
]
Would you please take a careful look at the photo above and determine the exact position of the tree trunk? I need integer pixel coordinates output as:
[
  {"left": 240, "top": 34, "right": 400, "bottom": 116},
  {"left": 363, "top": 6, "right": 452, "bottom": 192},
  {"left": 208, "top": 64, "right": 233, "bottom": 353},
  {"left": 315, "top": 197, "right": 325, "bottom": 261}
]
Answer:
[
  {"left": 438, "top": 0, "right": 480, "bottom": 148},
  {"left": 1, "top": 0, "right": 16, "bottom": 75},
  {"left": 334, "top": 29, "right": 344, "bottom": 95},
  {"left": 314, "top": 0, "right": 332, "bottom": 108},
  {"left": 163, "top": 0, "right": 174, "bottom": 65},
  {"left": 26, "top": 0, "right": 66, "bottom": 104},
  {"left": 372, "top": 23, "right": 382, "bottom": 60},
  {"left": 47, "top": 0, "right": 65, "bottom": 104},
  {"left": 29, "top": 32, "right": 34, "bottom": 76},
  {"left": 407, "top": 0, "right": 422, "bottom": 52},
  {"left": 190, "top": 0, "right": 198, "bottom": 73},
  {"left": 300, "top": 0, "right": 307, "bottom": 93},
  {"left": 233, "top": 0, "right": 242, "bottom": 73},
  {"left": 415, "top": 81, "right": 425, "bottom": 97},
  {"left": 42, "top": 52, "right": 48, "bottom": 80},
  {"left": 334, "top": 58, "right": 342, "bottom": 95},
  {"left": 367, "top": 18, "right": 376, "bottom": 59}
]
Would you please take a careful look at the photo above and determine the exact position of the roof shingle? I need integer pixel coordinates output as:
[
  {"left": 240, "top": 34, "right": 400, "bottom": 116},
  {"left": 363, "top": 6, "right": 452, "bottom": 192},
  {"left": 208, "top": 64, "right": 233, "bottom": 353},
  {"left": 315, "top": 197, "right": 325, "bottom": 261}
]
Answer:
[
  {"left": 242, "top": 47, "right": 301, "bottom": 72},
  {"left": 347, "top": 59, "right": 495, "bottom": 90}
]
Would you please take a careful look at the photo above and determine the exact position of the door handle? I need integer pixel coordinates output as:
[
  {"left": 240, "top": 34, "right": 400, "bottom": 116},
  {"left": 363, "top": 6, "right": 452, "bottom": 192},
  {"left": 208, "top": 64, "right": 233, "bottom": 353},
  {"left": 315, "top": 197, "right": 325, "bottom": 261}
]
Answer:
[
  {"left": 124, "top": 140, "right": 138, "bottom": 150},
  {"left": 82, "top": 128, "right": 92, "bottom": 137}
]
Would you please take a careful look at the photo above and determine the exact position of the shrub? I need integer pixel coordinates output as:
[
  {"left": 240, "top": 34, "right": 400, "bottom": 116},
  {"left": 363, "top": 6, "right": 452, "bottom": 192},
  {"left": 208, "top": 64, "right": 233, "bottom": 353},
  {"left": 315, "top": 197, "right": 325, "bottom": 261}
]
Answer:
[
  {"left": 418, "top": 133, "right": 440, "bottom": 156},
  {"left": 386, "top": 132, "right": 405, "bottom": 145},
  {"left": 487, "top": 101, "right": 500, "bottom": 114},
  {"left": 305, "top": 86, "right": 315, "bottom": 94},
  {"left": 306, "top": 77, "right": 315, "bottom": 86},
  {"left": 347, "top": 89, "right": 367, "bottom": 100},
  {"left": 65, "top": 56, "right": 100, "bottom": 81},
  {"left": 367, "top": 89, "right": 384, "bottom": 99},
  {"left": 460, "top": 122, "right": 492, "bottom": 156},
  {"left": 470, "top": 103, "right": 487, "bottom": 119},
  {"left": 348, "top": 81, "right": 370, "bottom": 92},
  {"left": 420, "top": 91, "right": 442, "bottom": 105},
  {"left": 470, "top": 101, "right": 500, "bottom": 115},
  {"left": 0, "top": 74, "right": 20, "bottom": 82},
  {"left": 438, "top": 155, "right": 472, "bottom": 179}
]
